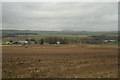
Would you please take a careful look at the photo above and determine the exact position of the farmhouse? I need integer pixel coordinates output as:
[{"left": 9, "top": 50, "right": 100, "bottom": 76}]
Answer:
[
  {"left": 56, "top": 41, "right": 60, "bottom": 44},
  {"left": 6, "top": 41, "right": 28, "bottom": 45},
  {"left": 12, "top": 41, "right": 37, "bottom": 44},
  {"left": 104, "top": 40, "right": 117, "bottom": 43},
  {"left": 15, "top": 41, "right": 28, "bottom": 44},
  {"left": 29, "top": 41, "right": 37, "bottom": 44}
]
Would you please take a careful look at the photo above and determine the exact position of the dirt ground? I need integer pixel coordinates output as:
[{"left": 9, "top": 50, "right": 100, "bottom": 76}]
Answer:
[{"left": 2, "top": 45, "right": 118, "bottom": 78}]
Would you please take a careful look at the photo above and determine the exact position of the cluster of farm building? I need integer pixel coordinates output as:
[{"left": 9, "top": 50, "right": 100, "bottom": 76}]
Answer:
[
  {"left": 2, "top": 35, "right": 118, "bottom": 45},
  {"left": 6, "top": 41, "right": 37, "bottom": 45},
  {"left": 4, "top": 39, "right": 117, "bottom": 45}
]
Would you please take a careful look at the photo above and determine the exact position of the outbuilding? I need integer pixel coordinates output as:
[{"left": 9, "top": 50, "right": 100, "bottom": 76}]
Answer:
[{"left": 56, "top": 41, "right": 60, "bottom": 44}]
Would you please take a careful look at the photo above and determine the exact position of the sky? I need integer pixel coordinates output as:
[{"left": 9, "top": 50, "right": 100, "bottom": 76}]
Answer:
[{"left": 2, "top": 2, "right": 118, "bottom": 31}]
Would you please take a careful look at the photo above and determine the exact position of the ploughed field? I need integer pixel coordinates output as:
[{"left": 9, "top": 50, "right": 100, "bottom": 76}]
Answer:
[{"left": 2, "top": 45, "right": 118, "bottom": 78}]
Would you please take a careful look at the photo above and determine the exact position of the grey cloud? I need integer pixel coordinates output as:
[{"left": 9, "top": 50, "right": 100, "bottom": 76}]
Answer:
[{"left": 2, "top": 2, "right": 118, "bottom": 31}]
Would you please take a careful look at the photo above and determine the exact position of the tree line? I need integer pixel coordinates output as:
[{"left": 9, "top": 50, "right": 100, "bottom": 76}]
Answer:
[{"left": 24, "top": 35, "right": 118, "bottom": 45}]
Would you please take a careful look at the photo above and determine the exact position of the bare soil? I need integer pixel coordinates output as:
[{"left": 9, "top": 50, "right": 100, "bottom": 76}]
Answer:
[{"left": 2, "top": 45, "right": 118, "bottom": 78}]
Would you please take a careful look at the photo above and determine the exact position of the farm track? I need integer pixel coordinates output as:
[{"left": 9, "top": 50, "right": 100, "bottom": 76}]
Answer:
[{"left": 2, "top": 46, "right": 118, "bottom": 78}]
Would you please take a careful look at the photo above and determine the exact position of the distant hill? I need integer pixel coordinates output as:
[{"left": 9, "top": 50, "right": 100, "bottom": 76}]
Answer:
[{"left": 2, "top": 29, "right": 118, "bottom": 37}]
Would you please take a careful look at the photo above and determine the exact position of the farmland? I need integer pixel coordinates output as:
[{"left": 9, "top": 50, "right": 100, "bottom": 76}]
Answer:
[
  {"left": 2, "top": 1, "right": 119, "bottom": 79},
  {"left": 2, "top": 45, "right": 118, "bottom": 78},
  {"left": 2, "top": 30, "right": 119, "bottom": 78}
]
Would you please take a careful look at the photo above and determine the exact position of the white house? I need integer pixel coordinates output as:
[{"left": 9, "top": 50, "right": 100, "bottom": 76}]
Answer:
[
  {"left": 56, "top": 41, "right": 60, "bottom": 44},
  {"left": 104, "top": 40, "right": 117, "bottom": 43}
]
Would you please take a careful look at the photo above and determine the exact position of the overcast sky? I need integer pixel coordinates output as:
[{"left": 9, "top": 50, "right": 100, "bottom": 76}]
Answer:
[{"left": 2, "top": 2, "right": 118, "bottom": 31}]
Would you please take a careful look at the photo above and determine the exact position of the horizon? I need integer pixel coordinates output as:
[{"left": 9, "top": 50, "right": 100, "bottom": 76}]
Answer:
[{"left": 1, "top": 29, "right": 118, "bottom": 32}]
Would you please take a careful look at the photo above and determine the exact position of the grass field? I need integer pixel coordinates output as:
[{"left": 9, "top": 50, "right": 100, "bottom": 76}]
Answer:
[{"left": 2, "top": 45, "right": 118, "bottom": 78}]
